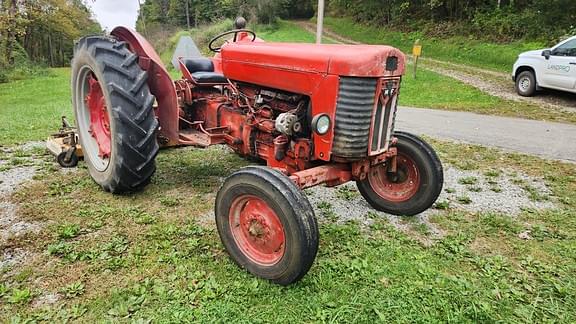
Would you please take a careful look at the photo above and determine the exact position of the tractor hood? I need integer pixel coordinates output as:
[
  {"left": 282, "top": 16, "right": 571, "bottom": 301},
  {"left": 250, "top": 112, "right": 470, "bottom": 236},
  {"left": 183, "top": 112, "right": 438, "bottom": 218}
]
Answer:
[{"left": 221, "top": 42, "right": 406, "bottom": 78}]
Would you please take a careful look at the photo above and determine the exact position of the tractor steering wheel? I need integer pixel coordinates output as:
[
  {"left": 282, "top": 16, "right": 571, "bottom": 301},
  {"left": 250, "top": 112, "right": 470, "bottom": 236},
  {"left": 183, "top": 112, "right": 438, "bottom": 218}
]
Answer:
[{"left": 209, "top": 29, "right": 256, "bottom": 53}]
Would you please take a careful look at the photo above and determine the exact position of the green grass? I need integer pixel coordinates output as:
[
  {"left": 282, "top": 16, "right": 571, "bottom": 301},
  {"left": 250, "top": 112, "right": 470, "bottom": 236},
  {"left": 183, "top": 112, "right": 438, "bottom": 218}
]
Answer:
[
  {"left": 1, "top": 140, "right": 575, "bottom": 322},
  {"left": 258, "top": 20, "right": 335, "bottom": 44},
  {"left": 0, "top": 68, "right": 72, "bottom": 146},
  {"left": 320, "top": 17, "right": 546, "bottom": 73},
  {"left": 400, "top": 66, "right": 503, "bottom": 110}
]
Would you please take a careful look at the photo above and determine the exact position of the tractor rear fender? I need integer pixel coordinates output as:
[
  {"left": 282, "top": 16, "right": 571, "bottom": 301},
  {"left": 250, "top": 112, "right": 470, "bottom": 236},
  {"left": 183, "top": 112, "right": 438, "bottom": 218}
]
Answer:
[{"left": 111, "top": 27, "right": 179, "bottom": 146}]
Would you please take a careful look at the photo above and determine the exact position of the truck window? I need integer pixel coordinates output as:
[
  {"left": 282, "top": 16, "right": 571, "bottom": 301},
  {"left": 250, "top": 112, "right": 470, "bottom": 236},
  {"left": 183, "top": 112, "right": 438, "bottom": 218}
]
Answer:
[{"left": 552, "top": 39, "right": 576, "bottom": 57}]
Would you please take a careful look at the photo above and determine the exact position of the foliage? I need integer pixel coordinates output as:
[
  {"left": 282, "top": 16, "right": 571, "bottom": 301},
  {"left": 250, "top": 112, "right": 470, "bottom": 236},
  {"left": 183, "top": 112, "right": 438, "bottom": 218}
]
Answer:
[
  {"left": 136, "top": 0, "right": 314, "bottom": 31},
  {"left": 327, "top": 0, "right": 576, "bottom": 42},
  {"left": 0, "top": 0, "right": 100, "bottom": 82}
]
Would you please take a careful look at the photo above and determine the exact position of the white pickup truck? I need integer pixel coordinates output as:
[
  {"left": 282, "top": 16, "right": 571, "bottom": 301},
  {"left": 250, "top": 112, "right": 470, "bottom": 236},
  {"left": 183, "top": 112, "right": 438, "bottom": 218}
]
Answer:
[{"left": 512, "top": 36, "right": 576, "bottom": 96}]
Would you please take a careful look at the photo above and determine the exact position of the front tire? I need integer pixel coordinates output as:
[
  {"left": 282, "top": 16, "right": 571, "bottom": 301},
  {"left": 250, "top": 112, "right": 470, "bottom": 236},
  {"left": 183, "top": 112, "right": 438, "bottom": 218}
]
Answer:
[
  {"left": 215, "top": 166, "right": 319, "bottom": 285},
  {"left": 71, "top": 36, "right": 159, "bottom": 193},
  {"left": 515, "top": 71, "right": 536, "bottom": 97},
  {"left": 357, "top": 131, "right": 443, "bottom": 216}
]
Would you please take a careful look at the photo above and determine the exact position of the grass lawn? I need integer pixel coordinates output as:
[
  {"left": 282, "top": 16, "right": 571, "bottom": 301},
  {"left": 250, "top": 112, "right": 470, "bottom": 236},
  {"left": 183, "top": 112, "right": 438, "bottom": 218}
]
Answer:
[
  {"left": 258, "top": 20, "right": 336, "bottom": 44},
  {"left": 0, "top": 68, "right": 72, "bottom": 146},
  {"left": 1, "top": 140, "right": 575, "bottom": 322},
  {"left": 320, "top": 17, "right": 546, "bottom": 73}
]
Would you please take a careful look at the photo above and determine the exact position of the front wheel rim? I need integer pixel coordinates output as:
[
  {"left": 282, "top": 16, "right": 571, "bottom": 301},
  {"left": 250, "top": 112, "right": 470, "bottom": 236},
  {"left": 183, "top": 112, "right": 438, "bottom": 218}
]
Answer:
[
  {"left": 229, "top": 195, "right": 286, "bottom": 266},
  {"left": 368, "top": 153, "right": 421, "bottom": 203},
  {"left": 519, "top": 77, "right": 531, "bottom": 92}
]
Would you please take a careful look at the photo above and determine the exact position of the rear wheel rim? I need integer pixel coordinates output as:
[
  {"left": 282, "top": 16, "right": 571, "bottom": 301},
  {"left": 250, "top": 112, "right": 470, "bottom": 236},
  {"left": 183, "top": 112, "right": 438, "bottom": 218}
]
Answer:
[
  {"left": 368, "top": 153, "right": 421, "bottom": 203},
  {"left": 229, "top": 195, "right": 286, "bottom": 266},
  {"left": 76, "top": 66, "right": 111, "bottom": 171}
]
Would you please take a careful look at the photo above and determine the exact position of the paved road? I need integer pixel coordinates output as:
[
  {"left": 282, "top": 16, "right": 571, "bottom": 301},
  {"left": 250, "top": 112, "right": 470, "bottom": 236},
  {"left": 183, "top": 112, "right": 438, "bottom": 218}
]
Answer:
[{"left": 396, "top": 107, "right": 576, "bottom": 162}]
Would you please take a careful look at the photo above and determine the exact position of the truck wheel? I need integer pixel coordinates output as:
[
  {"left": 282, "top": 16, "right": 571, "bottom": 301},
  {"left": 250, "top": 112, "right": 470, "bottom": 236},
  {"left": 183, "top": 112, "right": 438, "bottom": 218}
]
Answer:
[
  {"left": 215, "top": 166, "right": 319, "bottom": 285},
  {"left": 515, "top": 71, "right": 536, "bottom": 97},
  {"left": 71, "top": 36, "right": 159, "bottom": 193},
  {"left": 357, "top": 131, "right": 443, "bottom": 216}
]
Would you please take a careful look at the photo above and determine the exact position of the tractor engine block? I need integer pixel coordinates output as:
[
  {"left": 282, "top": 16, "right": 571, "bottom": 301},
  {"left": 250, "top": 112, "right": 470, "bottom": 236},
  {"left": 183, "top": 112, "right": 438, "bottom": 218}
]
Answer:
[{"left": 179, "top": 82, "right": 313, "bottom": 173}]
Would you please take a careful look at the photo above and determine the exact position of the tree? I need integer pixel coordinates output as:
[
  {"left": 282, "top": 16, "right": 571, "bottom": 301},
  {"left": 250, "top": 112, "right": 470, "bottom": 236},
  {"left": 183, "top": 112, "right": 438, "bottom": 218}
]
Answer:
[{"left": 0, "top": 0, "right": 100, "bottom": 71}]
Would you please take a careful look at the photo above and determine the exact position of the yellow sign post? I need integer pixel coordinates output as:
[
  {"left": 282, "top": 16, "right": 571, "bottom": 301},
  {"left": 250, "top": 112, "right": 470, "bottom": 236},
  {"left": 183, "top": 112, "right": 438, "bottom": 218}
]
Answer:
[{"left": 412, "top": 40, "right": 422, "bottom": 79}]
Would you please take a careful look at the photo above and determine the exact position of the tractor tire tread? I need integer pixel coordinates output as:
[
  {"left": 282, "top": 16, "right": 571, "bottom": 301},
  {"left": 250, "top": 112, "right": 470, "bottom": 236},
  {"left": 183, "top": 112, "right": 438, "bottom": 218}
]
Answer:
[
  {"left": 109, "top": 83, "right": 147, "bottom": 107},
  {"left": 122, "top": 53, "right": 139, "bottom": 68},
  {"left": 134, "top": 96, "right": 155, "bottom": 123},
  {"left": 103, "top": 61, "right": 136, "bottom": 80},
  {"left": 130, "top": 71, "right": 149, "bottom": 94},
  {"left": 112, "top": 104, "right": 149, "bottom": 136}
]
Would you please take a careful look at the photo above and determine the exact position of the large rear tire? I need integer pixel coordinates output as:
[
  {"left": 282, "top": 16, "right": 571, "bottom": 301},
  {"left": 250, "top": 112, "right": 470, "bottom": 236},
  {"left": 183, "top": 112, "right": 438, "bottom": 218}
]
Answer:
[
  {"left": 215, "top": 166, "right": 319, "bottom": 285},
  {"left": 357, "top": 131, "right": 443, "bottom": 216},
  {"left": 71, "top": 36, "right": 159, "bottom": 193}
]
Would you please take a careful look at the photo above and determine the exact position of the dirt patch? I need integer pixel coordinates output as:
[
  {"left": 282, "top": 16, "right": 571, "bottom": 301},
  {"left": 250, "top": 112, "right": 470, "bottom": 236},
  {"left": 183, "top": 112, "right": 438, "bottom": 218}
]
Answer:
[
  {"left": 0, "top": 142, "right": 61, "bottom": 271},
  {"left": 305, "top": 165, "right": 554, "bottom": 240},
  {"left": 0, "top": 167, "right": 41, "bottom": 246}
]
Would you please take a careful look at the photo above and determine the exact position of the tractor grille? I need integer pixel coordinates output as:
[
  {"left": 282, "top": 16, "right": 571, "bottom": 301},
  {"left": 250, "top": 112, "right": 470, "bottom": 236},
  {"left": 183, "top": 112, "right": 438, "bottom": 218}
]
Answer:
[
  {"left": 332, "top": 77, "right": 378, "bottom": 159},
  {"left": 332, "top": 77, "right": 399, "bottom": 159},
  {"left": 370, "top": 80, "right": 399, "bottom": 155}
]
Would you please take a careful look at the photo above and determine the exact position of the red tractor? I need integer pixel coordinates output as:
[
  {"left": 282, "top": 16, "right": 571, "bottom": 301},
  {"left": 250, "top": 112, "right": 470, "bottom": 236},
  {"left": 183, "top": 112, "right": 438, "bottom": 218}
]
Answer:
[{"left": 70, "top": 19, "right": 443, "bottom": 285}]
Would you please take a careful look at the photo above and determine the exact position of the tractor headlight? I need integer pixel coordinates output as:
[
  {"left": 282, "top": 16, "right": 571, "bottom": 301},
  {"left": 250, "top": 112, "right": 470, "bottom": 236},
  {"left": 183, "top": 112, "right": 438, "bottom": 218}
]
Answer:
[{"left": 312, "top": 114, "right": 331, "bottom": 135}]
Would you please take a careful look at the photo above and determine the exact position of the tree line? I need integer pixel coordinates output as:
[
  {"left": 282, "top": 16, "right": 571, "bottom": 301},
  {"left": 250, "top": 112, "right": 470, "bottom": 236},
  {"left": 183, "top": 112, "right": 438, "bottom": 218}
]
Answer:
[
  {"left": 0, "top": 0, "right": 100, "bottom": 78},
  {"left": 328, "top": 0, "right": 575, "bottom": 41},
  {"left": 137, "top": 0, "right": 314, "bottom": 31},
  {"left": 138, "top": 0, "right": 575, "bottom": 41},
  {"left": 1, "top": 0, "right": 573, "bottom": 81}
]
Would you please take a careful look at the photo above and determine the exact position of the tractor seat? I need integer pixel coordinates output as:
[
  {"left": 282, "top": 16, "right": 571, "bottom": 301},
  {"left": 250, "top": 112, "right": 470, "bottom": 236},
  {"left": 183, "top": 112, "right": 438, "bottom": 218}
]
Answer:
[{"left": 183, "top": 58, "right": 227, "bottom": 84}]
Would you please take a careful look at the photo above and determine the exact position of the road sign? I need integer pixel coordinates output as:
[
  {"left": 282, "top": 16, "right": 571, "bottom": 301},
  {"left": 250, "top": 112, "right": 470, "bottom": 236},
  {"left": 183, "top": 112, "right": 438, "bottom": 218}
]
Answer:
[
  {"left": 413, "top": 44, "right": 422, "bottom": 57},
  {"left": 412, "top": 40, "right": 422, "bottom": 79}
]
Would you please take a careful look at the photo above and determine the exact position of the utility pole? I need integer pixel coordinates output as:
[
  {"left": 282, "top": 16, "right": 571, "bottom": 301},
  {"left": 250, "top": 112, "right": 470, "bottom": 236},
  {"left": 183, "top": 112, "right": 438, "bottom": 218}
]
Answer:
[
  {"left": 316, "top": 0, "right": 325, "bottom": 44},
  {"left": 185, "top": 0, "right": 191, "bottom": 30}
]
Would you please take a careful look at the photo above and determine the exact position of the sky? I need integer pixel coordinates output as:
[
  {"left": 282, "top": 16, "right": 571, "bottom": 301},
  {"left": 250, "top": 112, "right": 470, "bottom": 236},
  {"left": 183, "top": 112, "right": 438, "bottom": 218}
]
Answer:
[{"left": 86, "top": 0, "right": 142, "bottom": 31}]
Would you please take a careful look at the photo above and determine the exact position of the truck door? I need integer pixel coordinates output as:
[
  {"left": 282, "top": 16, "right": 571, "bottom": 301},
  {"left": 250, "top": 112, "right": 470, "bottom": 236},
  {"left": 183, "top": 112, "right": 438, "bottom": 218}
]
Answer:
[{"left": 542, "top": 38, "right": 576, "bottom": 90}]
